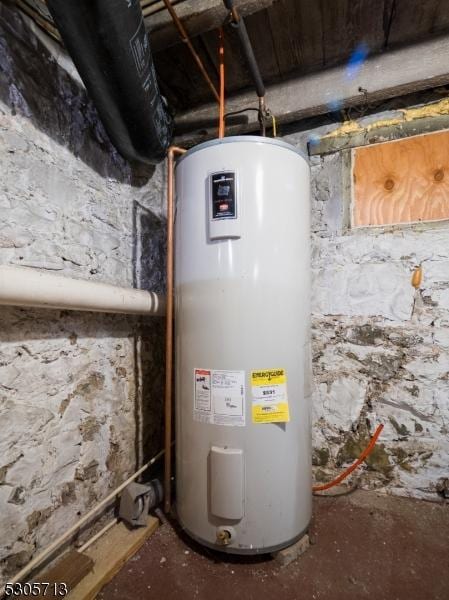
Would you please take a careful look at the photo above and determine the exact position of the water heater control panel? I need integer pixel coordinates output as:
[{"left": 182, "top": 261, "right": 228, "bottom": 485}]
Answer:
[{"left": 208, "top": 171, "right": 241, "bottom": 240}]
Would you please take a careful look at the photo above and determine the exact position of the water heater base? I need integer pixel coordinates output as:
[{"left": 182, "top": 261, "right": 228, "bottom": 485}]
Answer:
[{"left": 180, "top": 520, "right": 311, "bottom": 556}]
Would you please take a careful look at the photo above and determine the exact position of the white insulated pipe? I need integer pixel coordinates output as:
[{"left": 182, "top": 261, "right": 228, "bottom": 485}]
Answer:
[{"left": 0, "top": 266, "right": 165, "bottom": 316}]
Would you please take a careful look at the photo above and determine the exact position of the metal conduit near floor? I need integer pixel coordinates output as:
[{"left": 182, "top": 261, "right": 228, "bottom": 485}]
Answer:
[{"left": 1, "top": 449, "right": 166, "bottom": 595}]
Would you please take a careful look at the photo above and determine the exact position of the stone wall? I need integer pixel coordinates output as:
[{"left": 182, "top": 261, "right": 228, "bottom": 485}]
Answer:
[
  {"left": 2, "top": 0, "right": 449, "bottom": 585},
  {"left": 0, "top": 5, "right": 165, "bottom": 583},
  {"left": 283, "top": 109, "right": 449, "bottom": 501}
]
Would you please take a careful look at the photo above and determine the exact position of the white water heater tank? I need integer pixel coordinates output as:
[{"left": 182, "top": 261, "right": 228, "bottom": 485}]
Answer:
[{"left": 174, "top": 136, "right": 311, "bottom": 553}]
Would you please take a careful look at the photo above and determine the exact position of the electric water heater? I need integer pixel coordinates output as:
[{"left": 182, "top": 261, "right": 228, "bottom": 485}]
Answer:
[{"left": 174, "top": 136, "right": 311, "bottom": 553}]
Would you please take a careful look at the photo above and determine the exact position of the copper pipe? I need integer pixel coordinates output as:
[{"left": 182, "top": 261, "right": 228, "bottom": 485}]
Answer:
[
  {"left": 164, "top": 145, "right": 186, "bottom": 514},
  {"left": 218, "top": 27, "right": 225, "bottom": 138},
  {"left": 162, "top": 0, "right": 219, "bottom": 103},
  {"left": 312, "top": 424, "right": 384, "bottom": 492},
  {"left": 229, "top": 6, "right": 240, "bottom": 23},
  {"left": 258, "top": 95, "right": 266, "bottom": 136}
]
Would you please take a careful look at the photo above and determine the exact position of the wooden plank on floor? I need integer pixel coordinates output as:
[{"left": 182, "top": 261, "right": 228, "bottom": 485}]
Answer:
[
  {"left": 352, "top": 129, "right": 449, "bottom": 227},
  {"left": 68, "top": 516, "right": 159, "bottom": 600},
  {"left": 33, "top": 551, "right": 93, "bottom": 598}
]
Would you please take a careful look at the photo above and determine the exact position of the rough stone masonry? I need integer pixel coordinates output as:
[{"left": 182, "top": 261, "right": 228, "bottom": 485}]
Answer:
[
  {"left": 0, "top": 4, "right": 165, "bottom": 585},
  {"left": 283, "top": 117, "right": 449, "bottom": 502},
  {"left": 1, "top": 0, "right": 449, "bottom": 589}
]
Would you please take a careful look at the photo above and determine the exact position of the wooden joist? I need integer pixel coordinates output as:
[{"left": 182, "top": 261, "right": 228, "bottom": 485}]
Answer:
[
  {"left": 142, "top": 0, "right": 185, "bottom": 19},
  {"left": 173, "top": 35, "right": 449, "bottom": 146},
  {"left": 309, "top": 104, "right": 449, "bottom": 157},
  {"left": 13, "top": 0, "right": 275, "bottom": 53},
  {"left": 15, "top": 0, "right": 61, "bottom": 41},
  {"left": 146, "top": 0, "right": 278, "bottom": 51}
]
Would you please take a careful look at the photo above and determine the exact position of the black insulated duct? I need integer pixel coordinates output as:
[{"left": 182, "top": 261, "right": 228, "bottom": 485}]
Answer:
[{"left": 47, "top": 0, "right": 173, "bottom": 164}]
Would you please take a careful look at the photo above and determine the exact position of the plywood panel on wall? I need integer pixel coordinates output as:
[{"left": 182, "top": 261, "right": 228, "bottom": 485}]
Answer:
[{"left": 352, "top": 130, "right": 449, "bottom": 227}]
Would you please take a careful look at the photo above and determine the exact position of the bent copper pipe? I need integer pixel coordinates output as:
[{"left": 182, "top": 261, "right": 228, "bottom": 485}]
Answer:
[
  {"left": 162, "top": 0, "right": 219, "bottom": 103},
  {"left": 164, "top": 145, "right": 186, "bottom": 514}
]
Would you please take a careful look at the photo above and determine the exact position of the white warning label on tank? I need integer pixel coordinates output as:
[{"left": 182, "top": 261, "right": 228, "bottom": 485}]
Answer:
[
  {"left": 194, "top": 369, "right": 245, "bottom": 427},
  {"left": 194, "top": 369, "right": 212, "bottom": 413}
]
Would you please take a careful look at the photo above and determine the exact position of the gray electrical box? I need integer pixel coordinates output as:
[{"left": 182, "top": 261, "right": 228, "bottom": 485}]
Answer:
[{"left": 119, "top": 480, "right": 163, "bottom": 527}]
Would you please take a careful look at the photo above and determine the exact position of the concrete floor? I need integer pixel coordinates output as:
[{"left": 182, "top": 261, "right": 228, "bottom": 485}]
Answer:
[{"left": 99, "top": 491, "right": 449, "bottom": 600}]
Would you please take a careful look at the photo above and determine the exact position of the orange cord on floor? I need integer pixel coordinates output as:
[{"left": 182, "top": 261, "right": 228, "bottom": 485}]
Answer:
[
  {"left": 312, "top": 424, "right": 384, "bottom": 493},
  {"left": 218, "top": 27, "right": 225, "bottom": 139}
]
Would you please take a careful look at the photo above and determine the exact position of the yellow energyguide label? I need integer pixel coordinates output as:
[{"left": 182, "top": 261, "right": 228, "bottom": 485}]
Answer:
[
  {"left": 251, "top": 368, "right": 290, "bottom": 424},
  {"left": 251, "top": 369, "right": 286, "bottom": 386}
]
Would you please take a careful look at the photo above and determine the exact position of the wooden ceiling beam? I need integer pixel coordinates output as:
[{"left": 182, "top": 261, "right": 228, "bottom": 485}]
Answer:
[
  {"left": 146, "top": 0, "right": 278, "bottom": 52},
  {"left": 173, "top": 35, "right": 449, "bottom": 146}
]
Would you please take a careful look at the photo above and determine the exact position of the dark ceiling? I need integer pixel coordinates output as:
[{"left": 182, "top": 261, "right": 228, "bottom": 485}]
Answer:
[
  {"left": 154, "top": 0, "right": 449, "bottom": 111},
  {"left": 14, "top": 0, "right": 449, "bottom": 113}
]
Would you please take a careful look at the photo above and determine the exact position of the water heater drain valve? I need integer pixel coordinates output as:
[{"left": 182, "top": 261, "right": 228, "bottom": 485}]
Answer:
[{"left": 216, "top": 526, "right": 236, "bottom": 545}]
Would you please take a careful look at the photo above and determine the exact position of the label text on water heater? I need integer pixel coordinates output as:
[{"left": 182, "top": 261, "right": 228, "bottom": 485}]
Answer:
[
  {"left": 251, "top": 368, "right": 290, "bottom": 423},
  {"left": 193, "top": 368, "right": 245, "bottom": 427},
  {"left": 210, "top": 172, "right": 237, "bottom": 220}
]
